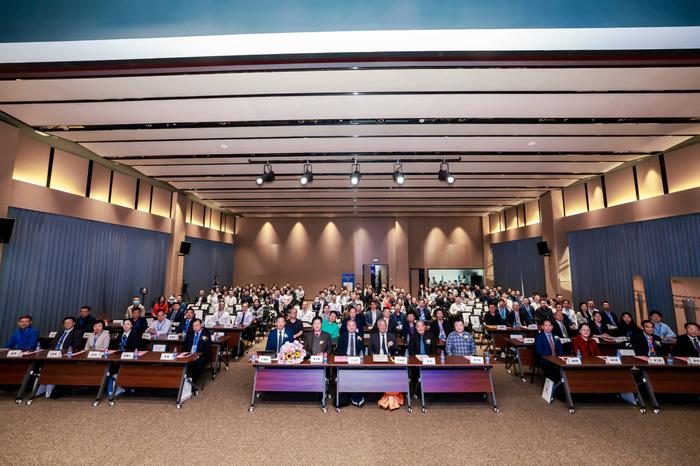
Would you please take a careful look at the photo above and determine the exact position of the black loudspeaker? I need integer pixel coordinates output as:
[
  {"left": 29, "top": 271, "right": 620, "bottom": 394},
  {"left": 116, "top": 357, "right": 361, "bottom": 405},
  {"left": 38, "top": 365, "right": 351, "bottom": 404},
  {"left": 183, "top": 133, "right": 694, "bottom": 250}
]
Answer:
[
  {"left": 179, "top": 241, "right": 191, "bottom": 255},
  {"left": 0, "top": 218, "right": 15, "bottom": 244},
  {"left": 536, "top": 241, "right": 550, "bottom": 256}
]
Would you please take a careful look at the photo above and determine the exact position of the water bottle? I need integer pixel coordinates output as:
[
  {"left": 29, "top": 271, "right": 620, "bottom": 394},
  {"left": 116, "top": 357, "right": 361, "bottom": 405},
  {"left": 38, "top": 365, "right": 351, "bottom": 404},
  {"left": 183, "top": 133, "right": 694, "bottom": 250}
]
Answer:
[
  {"left": 172, "top": 346, "right": 178, "bottom": 358},
  {"left": 134, "top": 348, "right": 139, "bottom": 359},
  {"left": 36, "top": 341, "right": 42, "bottom": 352},
  {"left": 322, "top": 352, "right": 328, "bottom": 364},
  {"left": 103, "top": 347, "right": 109, "bottom": 359},
  {"left": 616, "top": 349, "right": 621, "bottom": 358},
  {"left": 484, "top": 351, "right": 491, "bottom": 365},
  {"left": 404, "top": 348, "right": 409, "bottom": 358},
  {"left": 576, "top": 349, "right": 582, "bottom": 360},
  {"left": 667, "top": 353, "right": 674, "bottom": 365},
  {"left": 440, "top": 350, "right": 445, "bottom": 364},
  {"left": 67, "top": 346, "right": 73, "bottom": 359}
]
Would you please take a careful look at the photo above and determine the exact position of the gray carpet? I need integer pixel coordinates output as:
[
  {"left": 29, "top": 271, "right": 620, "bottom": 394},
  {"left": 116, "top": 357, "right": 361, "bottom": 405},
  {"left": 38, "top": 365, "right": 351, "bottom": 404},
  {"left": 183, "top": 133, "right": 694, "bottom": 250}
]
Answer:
[{"left": 1, "top": 348, "right": 699, "bottom": 466}]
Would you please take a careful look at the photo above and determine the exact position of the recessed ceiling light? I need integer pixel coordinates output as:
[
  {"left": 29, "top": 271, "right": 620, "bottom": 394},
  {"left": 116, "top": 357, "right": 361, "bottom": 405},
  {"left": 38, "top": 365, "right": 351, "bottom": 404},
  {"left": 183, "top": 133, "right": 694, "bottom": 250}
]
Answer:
[
  {"left": 528, "top": 141, "right": 537, "bottom": 146},
  {"left": 34, "top": 130, "right": 49, "bottom": 137},
  {"left": 220, "top": 144, "right": 229, "bottom": 149}
]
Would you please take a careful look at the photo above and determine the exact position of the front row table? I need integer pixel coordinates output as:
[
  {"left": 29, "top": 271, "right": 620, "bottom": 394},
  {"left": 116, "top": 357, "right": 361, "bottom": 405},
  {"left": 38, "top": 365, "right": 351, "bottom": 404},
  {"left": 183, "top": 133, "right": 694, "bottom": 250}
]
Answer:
[
  {"left": 0, "top": 349, "right": 41, "bottom": 403},
  {"left": 250, "top": 360, "right": 328, "bottom": 412},
  {"left": 334, "top": 356, "right": 413, "bottom": 413},
  {"left": 638, "top": 357, "right": 700, "bottom": 414},
  {"left": 419, "top": 356, "right": 497, "bottom": 413}
]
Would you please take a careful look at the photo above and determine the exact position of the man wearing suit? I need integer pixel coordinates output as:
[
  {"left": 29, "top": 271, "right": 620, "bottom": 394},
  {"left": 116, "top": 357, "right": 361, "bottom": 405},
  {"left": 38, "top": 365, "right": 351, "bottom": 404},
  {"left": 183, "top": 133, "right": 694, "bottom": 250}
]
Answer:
[
  {"left": 430, "top": 309, "right": 453, "bottom": 342},
  {"left": 483, "top": 304, "right": 505, "bottom": 326},
  {"left": 304, "top": 317, "right": 332, "bottom": 355},
  {"left": 403, "top": 311, "right": 418, "bottom": 345},
  {"left": 265, "top": 316, "right": 294, "bottom": 353},
  {"left": 534, "top": 319, "right": 564, "bottom": 381},
  {"left": 551, "top": 310, "right": 574, "bottom": 339},
  {"left": 335, "top": 319, "right": 365, "bottom": 406},
  {"left": 535, "top": 303, "right": 555, "bottom": 324},
  {"left": 600, "top": 301, "right": 618, "bottom": 329},
  {"left": 178, "top": 308, "right": 195, "bottom": 336},
  {"left": 364, "top": 301, "right": 382, "bottom": 331},
  {"left": 495, "top": 299, "right": 509, "bottom": 323},
  {"left": 52, "top": 316, "right": 84, "bottom": 351},
  {"left": 167, "top": 301, "right": 184, "bottom": 323},
  {"left": 341, "top": 306, "right": 366, "bottom": 337},
  {"left": 632, "top": 320, "right": 667, "bottom": 357},
  {"left": 369, "top": 319, "right": 397, "bottom": 356},
  {"left": 506, "top": 302, "right": 531, "bottom": 328},
  {"left": 183, "top": 319, "right": 211, "bottom": 384},
  {"left": 131, "top": 307, "right": 149, "bottom": 337},
  {"left": 674, "top": 322, "right": 700, "bottom": 357},
  {"left": 415, "top": 299, "right": 432, "bottom": 322},
  {"left": 116, "top": 319, "right": 142, "bottom": 352},
  {"left": 389, "top": 304, "right": 405, "bottom": 333},
  {"left": 521, "top": 298, "right": 536, "bottom": 323},
  {"left": 409, "top": 320, "right": 436, "bottom": 356},
  {"left": 76, "top": 306, "right": 97, "bottom": 334}
]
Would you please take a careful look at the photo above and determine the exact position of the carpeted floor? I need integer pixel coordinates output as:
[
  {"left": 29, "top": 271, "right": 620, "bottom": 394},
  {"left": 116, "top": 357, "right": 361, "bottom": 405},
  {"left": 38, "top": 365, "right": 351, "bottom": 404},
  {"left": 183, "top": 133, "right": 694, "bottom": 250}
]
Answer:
[{"left": 1, "top": 346, "right": 699, "bottom": 466}]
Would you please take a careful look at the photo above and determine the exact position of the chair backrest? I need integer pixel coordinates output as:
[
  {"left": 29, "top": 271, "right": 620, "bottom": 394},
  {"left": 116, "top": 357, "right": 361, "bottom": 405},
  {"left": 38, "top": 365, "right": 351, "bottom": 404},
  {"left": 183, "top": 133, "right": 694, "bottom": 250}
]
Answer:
[
  {"left": 204, "top": 315, "right": 216, "bottom": 327},
  {"left": 194, "top": 310, "right": 204, "bottom": 320},
  {"left": 469, "top": 315, "right": 482, "bottom": 329}
]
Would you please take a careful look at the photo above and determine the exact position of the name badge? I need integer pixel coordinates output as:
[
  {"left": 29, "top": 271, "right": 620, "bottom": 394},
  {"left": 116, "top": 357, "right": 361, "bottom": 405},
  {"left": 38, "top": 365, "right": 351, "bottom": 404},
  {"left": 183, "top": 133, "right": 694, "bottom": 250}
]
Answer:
[
  {"left": 511, "top": 334, "right": 523, "bottom": 340},
  {"left": 160, "top": 353, "right": 175, "bottom": 360},
  {"left": 83, "top": 332, "right": 91, "bottom": 338},
  {"left": 167, "top": 334, "right": 179, "bottom": 340},
  {"left": 87, "top": 351, "right": 102, "bottom": 359},
  {"left": 524, "top": 338, "right": 535, "bottom": 344},
  {"left": 559, "top": 338, "right": 571, "bottom": 344},
  {"left": 121, "top": 352, "right": 135, "bottom": 360},
  {"left": 310, "top": 355, "right": 323, "bottom": 364},
  {"left": 687, "top": 357, "right": 700, "bottom": 365},
  {"left": 566, "top": 357, "right": 582, "bottom": 365},
  {"left": 7, "top": 350, "right": 23, "bottom": 358},
  {"left": 496, "top": 325, "right": 507, "bottom": 330},
  {"left": 469, "top": 356, "right": 485, "bottom": 364},
  {"left": 605, "top": 356, "right": 622, "bottom": 365},
  {"left": 142, "top": 333, "right": 152, "bottom": 340},
  {"left": 223, "top": 323, "right": 234, "bottom": 329},
  {"left": 257, "top": 355, "right": 272, "bottom": 364},
  {"left": 47, "top": 350, "right": 63, "bottom": 359},
  {"left": 528, "top": 324, "right": 538, "bottom": 329},
  {"left": 347, "top": 356, "right": 363, "bottom": 365},
  {"left": 393, "top": 356, "right": 408, "bottom": 364},
  {"left": 422, "top": 357, "right": 436, "bottom": 365},
  {"left": 48, "top": 331, "right": 57, "bottom": 338},
  {"left": 648, "top": 357, "right": 665, "bottom": 365}
]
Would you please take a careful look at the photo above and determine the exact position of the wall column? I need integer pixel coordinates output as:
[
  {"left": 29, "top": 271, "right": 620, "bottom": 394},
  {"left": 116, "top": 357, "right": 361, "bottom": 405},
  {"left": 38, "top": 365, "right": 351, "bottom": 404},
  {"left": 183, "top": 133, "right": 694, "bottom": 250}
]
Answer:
[
  {"left": 164, "top": 193, "right": 188, "bottom": 295},
  {"left": 0, "top": 122, "right": 20, "bottom": 264}
]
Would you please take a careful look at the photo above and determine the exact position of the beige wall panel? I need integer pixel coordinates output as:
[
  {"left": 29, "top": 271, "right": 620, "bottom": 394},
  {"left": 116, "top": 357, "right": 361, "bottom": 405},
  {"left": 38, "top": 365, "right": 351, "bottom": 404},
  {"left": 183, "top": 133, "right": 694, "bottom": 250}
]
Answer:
[{"left": 49, "top": 149, "right": 87, "bottom": 196}]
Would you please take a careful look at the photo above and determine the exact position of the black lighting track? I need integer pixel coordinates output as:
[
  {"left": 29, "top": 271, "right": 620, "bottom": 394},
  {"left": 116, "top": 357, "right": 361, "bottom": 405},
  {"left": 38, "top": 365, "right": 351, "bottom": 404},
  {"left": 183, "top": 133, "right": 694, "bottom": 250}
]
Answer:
[
  {"left": 203, "top": 195, "right": 528, "bottom": 201},
  {"left": 38, "top": 116, "right": 700, "bottom": 132},
  {"left": 181, "top": 186, "right": 558, "bottom": 192},
  {"left": 158, "top": 171, "right": 593, "bottom": 178}
]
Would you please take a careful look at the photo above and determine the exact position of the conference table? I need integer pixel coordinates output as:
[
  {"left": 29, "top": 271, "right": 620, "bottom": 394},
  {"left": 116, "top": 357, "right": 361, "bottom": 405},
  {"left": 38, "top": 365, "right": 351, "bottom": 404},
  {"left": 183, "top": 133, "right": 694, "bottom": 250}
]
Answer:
[
  {"left": 418, "top": 356, "right": 497, "bottom": 413},
  {"left": 0, "top": 349, "right": 41, "bottom": 404},
  {"left": 504, "top": 337, "right": 536, "bottom": 382},
  {"left": 636, "top": 356, "right": 700, "bottom": 414},
  {"left": 146, "top": 332, "right": 228, "bottom": 379},
  {"left": 484, "top": 325, "right": 538, "bottom": 357},
  {"left": 250, "top": 359, "right": 328, "bottom": 412}
]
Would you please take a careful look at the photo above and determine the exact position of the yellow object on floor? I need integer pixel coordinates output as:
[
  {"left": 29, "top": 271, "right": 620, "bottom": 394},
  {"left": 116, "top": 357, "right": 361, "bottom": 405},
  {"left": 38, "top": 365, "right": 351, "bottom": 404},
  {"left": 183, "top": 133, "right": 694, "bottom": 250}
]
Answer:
[{"left": 378, "top": 392, "right": 404, "bottom": 410}]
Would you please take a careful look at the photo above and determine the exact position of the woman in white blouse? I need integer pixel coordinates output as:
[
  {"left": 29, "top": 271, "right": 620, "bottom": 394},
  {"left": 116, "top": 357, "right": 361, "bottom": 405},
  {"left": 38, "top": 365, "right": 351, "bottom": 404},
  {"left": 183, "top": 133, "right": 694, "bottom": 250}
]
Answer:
[{"left": 85, "top": 320, "right": 111, "bottom": 351}]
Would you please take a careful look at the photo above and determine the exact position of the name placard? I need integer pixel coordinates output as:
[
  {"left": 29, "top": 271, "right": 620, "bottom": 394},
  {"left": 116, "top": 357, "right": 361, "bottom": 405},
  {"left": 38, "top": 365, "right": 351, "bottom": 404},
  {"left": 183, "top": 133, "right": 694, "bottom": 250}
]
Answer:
[
  {"left": 559, "top": 338, "right": 571, "bottom": 344},
  {"left": 152, "top": 344, "right": 166, "bottom": 352},
  {"left": 648, "top": 357, "right": 665, "bottom": 365},
  {"left": 393, "top": 356, "right": 408, "bottom": 364},
  {"left": 7, "top": 350, "right": 23, "bottom": 358},
  {"left": 372, "top": 354, "right": 389, "bottom": 363},
  {"left": 511, "top": 334, "right": 524, "bottom": 340},
  {"left": 347, "top": 356, "right": 363, "bottom": 365},
  {"left": 524, "top": 338, "right": 535, "bottom": 344},
  {"left": 83, "top": 332, "right": 91, "bottom": 339},
  {"left": 167, "top": 334, "right": 179, "bottom": 340},
  {"left": 223, "top": 323, "right": 234, "bottom": 329},
  {"left": 120, "top": 352, "right": 135, "bottom": 360},
  {"left": 142, "top": 333, "right": 152, "bottom": 340},
  {"left": 687, "top": 357, "right": 700, "bottom": 365},
  {"left": 496, "top": 325, "right": 507, "bottom": 330},
  {"left": 47, "top": 350, "right": 63, "bottom": 359},
  {"left": 309, "top": 355, "right": 323, "bottom": 364},
  {"left": 421, "top": 357, "right": 436, "bottom": 365},
  {"left": 160, "top": 353, "right": 175, "bottom": 360},
  {"left": 565, "top": 357, "right": 582, "bottom": 365},
  {"left": 257, "top": 355, "right": 272, "bottom": 364},
  {"left": 527, "top": 324, "right": 538, "bottom": 330},
  {"left": 48, "top": 331, "right": 57, "bottom": 338},
  {"left": 469, "top": 356, "right": 485, "bottom": 364},
  {"left": 87, "top": 351, "right": 103, "bottom": 359},
  {"left": 605, "top": 356, "right": 622, "bottom": 365}
]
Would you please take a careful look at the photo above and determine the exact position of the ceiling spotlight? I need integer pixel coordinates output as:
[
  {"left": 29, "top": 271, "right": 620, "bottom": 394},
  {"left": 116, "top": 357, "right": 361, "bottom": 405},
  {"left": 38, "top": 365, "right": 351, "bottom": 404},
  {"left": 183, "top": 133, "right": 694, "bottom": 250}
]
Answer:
[
  {"left": 256, "top": 162, "right": 275, "bottom": 185},
  {"left": 438, "top": 161, "right": 455, "bottom": 184},
  {"left": 300, "top": 162, "right": 313, "bottom": 185},
  {"left": 392, "top": 161, "right": 405, "bottom": 185},
  {"left": 350, "top": 160, "right": 362, "bottom": 186}
]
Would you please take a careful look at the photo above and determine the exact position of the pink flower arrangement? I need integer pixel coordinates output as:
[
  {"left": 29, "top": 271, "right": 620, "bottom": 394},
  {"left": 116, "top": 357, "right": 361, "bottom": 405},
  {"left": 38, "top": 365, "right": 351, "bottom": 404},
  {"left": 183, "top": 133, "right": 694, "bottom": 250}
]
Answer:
[{"left": 277, "top": 340, "right": 306, "bottom": 364}]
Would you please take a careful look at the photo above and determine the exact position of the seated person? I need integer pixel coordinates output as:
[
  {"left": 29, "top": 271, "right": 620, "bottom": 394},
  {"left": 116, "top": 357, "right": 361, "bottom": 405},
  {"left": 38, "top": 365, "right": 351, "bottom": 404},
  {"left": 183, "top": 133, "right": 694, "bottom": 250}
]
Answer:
[
  {"left": 130, "top": 307, "right": 148, "bottom": 336},
  {"left": 650, "top": 310, "right": 677, "bottom": 339},
  {"left": 304, "top": 316, "right": 332, "bottom": 355},
  {"left": 364, "top": 301, "right": 382, "bottom": 330},
  {"left": 51, "top": 316, "right": 84, "bottom": 352},
  {"left": 179, "top": 308, "right": 196, "bottom": 335},
  {"left": 117, "top": 319, "right": 142, "bottom": 352},
  {"left": 389, "top": 304, "right": 406, "bottom": 333},
  {"left": 211, "top": 301, "right": 231, "bottom": 326},
  {"left": 483, "top": 304, "right": 505, "bottom": 326},
  {"left": 321, "top": 311, "right": 341, "bottom": 345},
  {"left": 535, "top": 303, "right": 554, "bottom": 324},
  {"left": 234, "top": 302, "right": 255, "bottom": 329},
  {"left": 4, "top": 315, "right": 38, "bottom": 350},
  {"left": 335, "top": 319, "right": 365, "bottom": 407},
  {"left": 674, "top": 322, "right": 700, "bottom": 357},
  {"left": 445, "top": 320, "right": 476, "bottom": 356},
  {"left": 341, "top": 306, "right": 366, "bottom": 337},
  {"left": 534, "top": 319, "right": 564, "bottom": 380},
  {"left": 571, "top": 323, "right": 600, "bottom": 357},
  {"left": 430, "top": 309, "right": 453, "bottom": 342},
  {"left": 297, "top": 301, "right": 315, "bottom": 323},
  {"left": 402, "top": 311, "right": 418, "bottom": 344},
  {"left": 616, "top": 312, "right": 641, "bottom": 338},
  {"left": 125, "top": 296, "right": 145, "bottom": 318},
  {"left": 495, "top": 299, "right": 509, "bottom": 322},
  {"left": 76, "top": 306, "right": 96, "bottom": 334},
  {"left": 84, "top": 320, "right": 110, "bottom": 351},
  {"left": 408, "top": 320, "right": 436, "bottom": 356},
  {"left": 575, "top": 302, "right": 593, "bottom": 327},
  {"left": 265, "top": 316, "right": 294, "bottom": 353},
  {"left": 632, "top": 319, "right": 667, "bottom": 357},
  {"left": 147, "top": 309, "right": 172, "bottom": 337},
  {"left": 506, "top": 302, "right": 530, "bottom": 328},
  {"left": 285, "top": 308, "right": 304, "bottom": 340},
  {"left": 369, "top": 318, "right": 397, "bottom": 356},
  {"left": 589, "top": 311, "right": 610, "bottom": 337},
  {"left": 167, "top": 301, "right": 184, "bottom": 323},
  {"left": 551, "top": 310, "right": 574, "bottom": 339},
  {"left": 415, "top": 299, "right": 432, "bottom": 322},
  {"left": 182, "top": 319, "right": 212, "bottom": 384}
]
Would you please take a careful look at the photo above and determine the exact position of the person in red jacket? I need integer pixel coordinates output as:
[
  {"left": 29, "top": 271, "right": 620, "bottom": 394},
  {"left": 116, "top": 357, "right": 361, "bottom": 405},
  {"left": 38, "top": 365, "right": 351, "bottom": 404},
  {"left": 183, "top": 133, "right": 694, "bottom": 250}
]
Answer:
[
  {"left": 571, "top": 323, "right": 600, "bottom": 357},
  {"left": 151, "top": 295, "right": 168, "bottom": 316}
]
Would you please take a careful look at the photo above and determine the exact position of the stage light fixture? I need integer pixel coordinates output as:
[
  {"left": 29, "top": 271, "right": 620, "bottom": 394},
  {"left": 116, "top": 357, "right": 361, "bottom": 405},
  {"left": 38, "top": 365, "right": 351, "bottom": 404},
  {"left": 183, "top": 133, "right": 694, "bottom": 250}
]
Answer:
[
  {"left": 256, "top": 162, "right": 275, "bottom": 185},
  {"left": 350, "top": 160, "right": 362, "bottom": 186},
  {"left": 392, "top": 161, "right": 405, "bottom": 185},
  {"left": 438, "top": 161, "right": 455, "bottom": 184},
  {"left": 300, "top": 163, "right": 314, "bottom": 185}
]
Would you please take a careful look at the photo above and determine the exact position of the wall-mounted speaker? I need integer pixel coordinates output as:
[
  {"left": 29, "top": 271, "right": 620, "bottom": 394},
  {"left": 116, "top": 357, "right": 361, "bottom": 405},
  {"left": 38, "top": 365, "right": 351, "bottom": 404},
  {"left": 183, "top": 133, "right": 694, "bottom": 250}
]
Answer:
[
  {"left": 0, "top": 218, "right": 15, "bottom": 244},
  {"left": 179, "top": 241, "right": 191, "bottom": 255},
  {"left": 536, "top": 241, "right": 550, "bottom": 256}
]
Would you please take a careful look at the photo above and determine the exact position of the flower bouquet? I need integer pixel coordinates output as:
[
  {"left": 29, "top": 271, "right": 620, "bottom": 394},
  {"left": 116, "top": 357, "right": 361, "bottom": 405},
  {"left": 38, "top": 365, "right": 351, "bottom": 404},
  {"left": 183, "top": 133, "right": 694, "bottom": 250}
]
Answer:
[{"left": 277, "top": 340, "right": 306, "bottom": 365}]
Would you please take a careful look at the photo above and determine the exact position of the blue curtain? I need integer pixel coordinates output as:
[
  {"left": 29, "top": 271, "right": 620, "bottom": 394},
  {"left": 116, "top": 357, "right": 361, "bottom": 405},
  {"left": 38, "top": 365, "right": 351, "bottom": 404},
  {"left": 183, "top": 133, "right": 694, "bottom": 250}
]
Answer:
[
  {"left": 492, "top": 236, "right": 546, "bottom": 296},
  {"left": 0, "top": 208, "right": 168, "bottom": 340},
  {"left": 183, "top": 236, "right": 234, "bottom": 297},
  {"left": 568, "top": 212, "right": 700, "bottom": 330}
]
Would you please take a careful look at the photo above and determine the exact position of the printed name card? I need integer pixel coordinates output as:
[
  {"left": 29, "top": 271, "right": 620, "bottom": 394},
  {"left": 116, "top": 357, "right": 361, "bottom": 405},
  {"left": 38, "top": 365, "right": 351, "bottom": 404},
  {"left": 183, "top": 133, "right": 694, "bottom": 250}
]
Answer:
[
  {"left": 120, "top": 352, "right": 135, "bottom": 360},
  {"left": 7, "top": 350, "right": 23, "bottom": 358},
  {"left": 393, "top": 356, "right": 408, "bottom": 364},
  {"left": 48, "top": 331, "right": 57, "bottom": 338},
  {"left": 618, "top": 349, "right": 635, "bottom": 356},
  {"left": 257, "top": 355, "right": 272, "bottom": 364},
  {"left": 160, "top": 353, "right": 175, "bottom": 360},
  {"left": 87, "top": 351, "right": 103, "bottom": 359},
  {"left": 527, "top": 324, "right": 538, "bottom": 329},
  {"left": 469, "top": 356, "right": 485, "bottom": 364},
  {"left": 167, "top": 334, "right": 179, "bottom": 340},
  {"left": 223, "top": 323, "right": 234, "bottom": 329},
  {"left": 152, "top": 344, "right": 167, "bottom": 352},
  {"left": 524, "top": 338, "right": 535, "bottom": 344},
  {"left": 605, "top": 356, "right": 622, "bottom": 365},
  {"left": 648, "top": 357, "right": 665, "bottom": 365},
  {"left": 559, "top": 338, "right": 571, "bottom": 344},
  {"left": 142, "top": 333, "right": 152, "bottom": 340},
  {"left": 372, "top": 354, "right": 389, "bottom": 363},
  {"left": 47, "top": 350, "right": 63, "bottom": 359},
  {"left": 687, "top": 357, "right": 700, "bottom": 365},
  {"left": 565, "top": 357, "right": 582, "bottom": 365},
  {"left": 83, "top": 332, "right": 91, "bottom": 339},
  {"left": 348, "top": 356, "right": 363, "bottom": 365},
  {"left": 496, "top": 325, "right": 507, "bottom": 330},
  {"left": 511, "top": 334, "right": 524, "bottom": 340},
  {"left": 421, "top": 357, "right": 436, "bottom": 365},
  {"left": 309, "top": 355, "right": 323, "bottom": 364}
]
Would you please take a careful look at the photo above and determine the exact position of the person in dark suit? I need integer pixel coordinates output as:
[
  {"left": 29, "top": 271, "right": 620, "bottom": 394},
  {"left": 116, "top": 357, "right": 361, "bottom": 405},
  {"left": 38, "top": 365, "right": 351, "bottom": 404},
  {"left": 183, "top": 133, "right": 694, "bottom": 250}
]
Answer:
[
  {"left": 483, "top": 304, "right": 505, "bottom": 326},
  {"left": 265, "top": 316, "right": 294, "bottom": 353},
  {"left": 415, "top": 299, "right": 432, "bottom": 322},
  {"left": 408, "top": 320, "right": 436, "bottom": 356},
  {"left": 130, "top": 307, "right": 149, "bottom": 337},
  {"left": 335, "top": 319, "right": 365, "bottom": 406},
  {"left": 521, "top": 298, "right": 537, "bottom": 323},
  {"left": 389, "top": 305, "right": 405, "bottom": 334},
  {"left": 589, "top": 311, "right": 610, "bottom": 337},
  {"left": 167, "top": 302, "right": 184, "bottom": 324},
  {"left": 369, "top": 319, "right": 397, "bottom": 356},
  {"left": 364, "top": 301, "right": 383, "bottom": 331},
  {"left": 430, "top": 309, "right": 453, "bottom": 342},
  {"left": 51, "top": 316, "right": 84, "bottom": 351},
  {"left": 674, "top": 322, "right": 700, "bottom": 357},
  {"left": 76, "top": 306, "right": 96, "bottom": 334},
  {"left": 178, "top": 308, "right": 195, "bottom": 336},
  {"left": 535, "top": 304, "right": 555, "bottom": 324},
  {"left": 534, "top": 319, "right": 565, "bottom": 382},
  {"left": 632, "top": 320, "right": 667, "bottom": 357},
  {"left": 616, "top": 312, "right": 641, "bottom": 338},
  {"left": 304, "top": 317, "right": 332, "bottom": 355},
  {"left": 116, "top": 318, "right": 142, "bottom": 352},
  {"left": 600, "top": 301, "right": 618, "bottom": 329},
  {"left": 402, "top": 311, "right": 418, "bottom": 345},
  {"left": 183, "top": 319, "right": 212, "bottom": 384},
  {"left": 551, "top": 310, "right": 574, "bottom": 339},
  {"left": 506, "top": 302, "right": 530, "bottom": 328},
  {"left": 340, "top": 306, "right": 366, "bottom": 337}
]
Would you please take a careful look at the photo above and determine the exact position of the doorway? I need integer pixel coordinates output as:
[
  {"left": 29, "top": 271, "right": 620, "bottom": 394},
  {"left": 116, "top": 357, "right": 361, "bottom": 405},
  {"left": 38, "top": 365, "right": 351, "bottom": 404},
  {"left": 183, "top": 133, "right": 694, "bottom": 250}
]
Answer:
[
  {"left": 409, "top": 268, "right": 426, "bottom": 297},
  {"left": 362, "top": 264, "right": 389, "bottom": 292}
]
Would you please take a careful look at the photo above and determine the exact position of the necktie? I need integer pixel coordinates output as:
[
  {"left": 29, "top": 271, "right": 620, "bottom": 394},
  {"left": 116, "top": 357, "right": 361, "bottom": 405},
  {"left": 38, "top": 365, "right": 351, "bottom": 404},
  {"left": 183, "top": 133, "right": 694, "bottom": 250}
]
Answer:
[
  {"left": 419, "top": 335, "right": 426, "bottom": 355},
  {"left": 56, "top": 331, "right": 67, "bottom": 350},
  {"left": 120, "top": 334, "right": 127, "bottom": 350},
  {"left": 515, "top": 312, "right": 521, "bottom": 327},
  {"left": 647, "top": 336, "right": 656, "bottom": 356},
  {"left": 192, "top": 332, "right": 200, "bottom": 352},
  {"left": 381, "top": 334, "right": 387, "bottom": 355},
  {"left": 500, "top": 308, "right": 506, "bottom": 320},
  {"left": 438, "top": 322, "right": 445, "bottom": 339},
  {"left": 277, "top": 330, "right": 283, "bottom": 352},
  {"left": 560, "top": 322, "right": 568, "bottom": 338},
  {"left": 548, "top": 334, "right": 555, "bottom": 354},
  {"left": 693, "top": 337, "right": 700, "bottom": 353},
  {"left": 350, "top": 333, "right": 355, "bottom": 356},
  {"left": 184, "top": 320, "right": 189, "bottom": 333}
]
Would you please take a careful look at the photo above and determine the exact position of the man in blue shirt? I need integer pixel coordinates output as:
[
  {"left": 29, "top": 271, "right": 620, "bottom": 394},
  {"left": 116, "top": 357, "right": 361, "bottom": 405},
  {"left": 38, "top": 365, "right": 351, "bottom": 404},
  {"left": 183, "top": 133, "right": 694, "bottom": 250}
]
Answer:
[
  {"left": 4, "top": 315, "right": 39, "bottom": 350},
  {"left": 650, "top": 310, "right": 676, "bottom": 339}
]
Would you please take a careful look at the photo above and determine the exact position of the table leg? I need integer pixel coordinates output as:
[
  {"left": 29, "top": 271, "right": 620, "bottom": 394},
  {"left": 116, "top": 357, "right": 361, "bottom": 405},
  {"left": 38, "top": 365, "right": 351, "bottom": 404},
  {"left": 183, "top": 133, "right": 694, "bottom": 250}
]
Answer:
[
  {"left": 559, "top": 368, "right": 575, "bottom": 414},
  {"left": 515, "top": 348, "right": 525, "bottom": 382},
  {"left": 321, "top": 373, "right": 327, "bottom": 413},
  {"left": 235, "top": 337, "right": 243, "bottom": 360},
  {"left": 175, "top": 367, "right": 188, "bottom": 409},
  {"left": 15, "top": 364, "right": 36, "bottom": 403},
  {"left": 487, "top": 368, "right": 499, "bottom": 413},
  {"left": 406, "top": 368, "right": 412, "bottom": 413},
  {"left": 93, "top": 366, "right": 110, "bottom": 407},
  {"left": 249, "top": 368, "right": 258, "bottom": 412},
  {"left": 639, "top": 368, "right": 658, "bottom": 414},
  {"left": 419, "top": 368, "right": 427, "bottom": 413}
]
